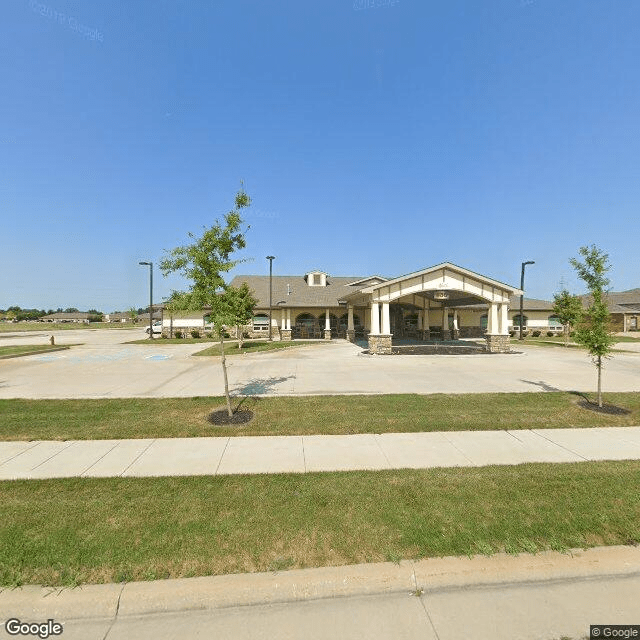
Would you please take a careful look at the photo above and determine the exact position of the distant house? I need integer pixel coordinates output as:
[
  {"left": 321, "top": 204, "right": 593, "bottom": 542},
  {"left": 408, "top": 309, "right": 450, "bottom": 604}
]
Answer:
[
  {"left": 104, "top": 312, "right": 134, "bottom": 323},
  {"left": 40, "top": 312, "right": 91, "bottom": 324},
  {"left": 579, "top": 289, "right": 640, "bottom": 332}
]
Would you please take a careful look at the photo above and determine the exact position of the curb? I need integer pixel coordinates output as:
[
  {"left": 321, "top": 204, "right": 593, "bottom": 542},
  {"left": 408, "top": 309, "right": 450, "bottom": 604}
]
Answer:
[{"left": 1, "top": 545, "right": 639, "bottom": 621}]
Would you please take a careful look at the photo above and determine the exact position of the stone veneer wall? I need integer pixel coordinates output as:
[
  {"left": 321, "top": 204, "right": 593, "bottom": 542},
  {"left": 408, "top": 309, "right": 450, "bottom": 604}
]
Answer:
[
  {"left": 368, "top": 334, "right": 393, "bottom": 355},
  {"left": 485, "top": 335, "right": 511, "bottom": 353}
]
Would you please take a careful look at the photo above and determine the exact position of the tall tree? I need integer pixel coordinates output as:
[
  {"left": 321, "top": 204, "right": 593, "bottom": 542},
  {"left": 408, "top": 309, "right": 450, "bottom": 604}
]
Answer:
[
  {"left": 570, "top": 245, "right": 616, "bottom": 408},
  {"left": 160, "top": 186, "right": 251, "bottom": 417},
  {"left": 552, "top": 288, "right": 583, "bottom": 347}
]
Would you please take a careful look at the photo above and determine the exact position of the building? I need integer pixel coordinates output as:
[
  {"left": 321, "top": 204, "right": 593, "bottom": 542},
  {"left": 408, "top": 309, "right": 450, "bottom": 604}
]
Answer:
[{"left": 227, "top": 263, "right": 523, "bottom": 354}]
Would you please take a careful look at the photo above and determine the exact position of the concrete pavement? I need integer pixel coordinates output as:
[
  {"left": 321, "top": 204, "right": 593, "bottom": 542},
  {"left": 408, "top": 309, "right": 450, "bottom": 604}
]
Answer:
[
  {"left": 1, "top": 545, "right": 639, "bottom": 639},
  {"left": 2, "top": 426, "right": 640, "bottom": 479},
  {"left": 1, "top": 328, "right": 639, "bottom": 398}
]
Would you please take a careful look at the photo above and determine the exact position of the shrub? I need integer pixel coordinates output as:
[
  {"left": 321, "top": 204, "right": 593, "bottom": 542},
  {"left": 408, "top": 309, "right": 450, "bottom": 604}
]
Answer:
[
  {"left": 190, "top": 329, "right": 200, "bottom": 338},
  {"left": 175, "top": 330, "right": 183, "bottom": 339},
  {"left": 205, "top": 332, "right": 213, "bottom": 339},
  {"left": 532, "top": 330, "right": 541, "bottom": 337},
  {"left": 547, "top": 331, "right": 554, "bottom": 337}
]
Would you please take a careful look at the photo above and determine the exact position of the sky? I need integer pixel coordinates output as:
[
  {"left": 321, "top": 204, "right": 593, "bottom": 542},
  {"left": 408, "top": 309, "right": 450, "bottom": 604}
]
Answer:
[{"left": 1, "top": 0, "right": 639, "bottom": 311}]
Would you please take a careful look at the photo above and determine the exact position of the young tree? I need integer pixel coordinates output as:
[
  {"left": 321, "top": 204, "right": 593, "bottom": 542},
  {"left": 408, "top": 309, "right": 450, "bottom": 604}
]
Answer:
[
  {"left": 160, "top": 187, "right": 251, "bottom": 417},
  {"left": 127, "top": 307, "right": 138, "bottom": 324},
  {"left": 225, "top": 283, "right": 257, "bottom": 349},
  {"left": 552, "top": 288, "right": 583, "bottom": 347},
  {"left": 570, "top": 245, "right": 616, "bottom": 408}
]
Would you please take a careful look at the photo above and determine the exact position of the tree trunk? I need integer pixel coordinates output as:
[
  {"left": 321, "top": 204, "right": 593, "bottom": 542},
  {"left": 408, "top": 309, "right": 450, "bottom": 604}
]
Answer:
[
  {"left": 597, "top": 354, "right": 602, "bottom": 408},
  {"left": 564, "top": 324, "right": 569, "bottom": 347},
  {"left": 220, "top": 331, "right": 233, "bottom": 417},
  {"left": 169, "top": 313, "right": 174, "bottom": 339},
  {"left": 237, "top": 325, "right": 243, "bottom": 349}
]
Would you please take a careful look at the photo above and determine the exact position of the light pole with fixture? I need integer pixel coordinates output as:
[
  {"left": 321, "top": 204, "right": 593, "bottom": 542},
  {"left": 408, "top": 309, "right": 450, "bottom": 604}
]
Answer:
[
  {"left": 139, "top": 261, "right": 154, "bottom": 339},
  {"left": 266, "top": 256, "right": 275, "bottom": 341},
  {"left": 519, "top": 260, "right": 535, "bottom": 340}
]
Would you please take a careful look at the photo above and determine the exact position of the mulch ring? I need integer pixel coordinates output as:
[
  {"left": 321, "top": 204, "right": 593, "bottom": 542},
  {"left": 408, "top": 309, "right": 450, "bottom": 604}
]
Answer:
[
  {"left": 578, "top": 400, "right": 631, "bottom": 415},
  {"left": 207, "top": 408, "right": 255, "bottom": 426}
]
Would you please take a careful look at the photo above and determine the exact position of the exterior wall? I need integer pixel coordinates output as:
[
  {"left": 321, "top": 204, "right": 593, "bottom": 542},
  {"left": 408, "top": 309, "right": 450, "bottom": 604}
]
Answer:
[{"left": 508, "top": 311, "right": 562, "bottom": 332}]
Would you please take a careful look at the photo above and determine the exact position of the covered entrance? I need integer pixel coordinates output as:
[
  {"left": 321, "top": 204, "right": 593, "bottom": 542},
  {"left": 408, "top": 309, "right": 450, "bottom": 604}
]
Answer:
[{"left": 341, "top": 263, "right": 522, "bottom": 354}]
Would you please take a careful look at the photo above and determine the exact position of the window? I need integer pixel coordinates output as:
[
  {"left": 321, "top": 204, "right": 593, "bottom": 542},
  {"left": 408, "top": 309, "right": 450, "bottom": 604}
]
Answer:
[
  {"left": 512, "top": 314, "right": 528, "bottom": 328},
  {"left": 252, "top": 314, "right": 269, "bottom": 331}
]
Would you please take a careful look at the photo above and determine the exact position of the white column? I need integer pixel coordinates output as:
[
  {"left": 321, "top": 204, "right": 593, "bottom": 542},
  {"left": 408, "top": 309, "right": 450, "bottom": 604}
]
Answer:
[
  {"left": 347, "top": 305, "right": 354, "bottom": 331},
  {"left": 325, "top": 308, "right": 330, "bottom": 331},
  {"left": 488, "top": 303, "right": 498, "bottom": 334},
  {"left": 453, "top": 310, "right": 459, "bottom": 330},
  {"left": 371, "top": 303, "right": 380, "bottom": 334},
  {"left": 424, "top": 299, "right": 430, "bottom": 330},
  {"left": 442, "top": 306, "right": 448, "bottom": 330},
  {"left": 281, "top": 309, "right": 285, "bottom": 329},
  {"left": 417, "top": 310, "right": 423, "bottom": 330},
  {"left": 382, "top": 302, "right": 390, "bottom": 334},
  {"left": 286, "top": 309, "right": 291, "bottom": 330},
  {"left": 499, "top": 303, "right": 509, "bottom": 335}
]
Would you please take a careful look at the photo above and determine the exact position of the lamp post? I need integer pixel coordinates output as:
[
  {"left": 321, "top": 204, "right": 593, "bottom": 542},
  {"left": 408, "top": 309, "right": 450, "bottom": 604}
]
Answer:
[
  {"left": 139, "top": 261, "right": 153, "bottom": 340},
  {"left": 266, "top": 256, "right": 275, "bottom": 341},
  {"left": 519, "top": 260, "right": 535, "bottom": 340}
]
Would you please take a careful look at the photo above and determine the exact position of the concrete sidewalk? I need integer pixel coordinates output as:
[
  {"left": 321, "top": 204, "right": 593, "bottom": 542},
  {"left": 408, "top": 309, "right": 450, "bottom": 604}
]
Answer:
[
  {"left": 1, "top": 545, "right": 638, "bottom": 639},
  {"left": 2, "top": 426, "right": 640, "bottom": 480}
]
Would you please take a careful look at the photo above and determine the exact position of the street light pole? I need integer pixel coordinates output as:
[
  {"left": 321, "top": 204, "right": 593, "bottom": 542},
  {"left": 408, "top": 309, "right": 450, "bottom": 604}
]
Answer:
[
  {"left": 519, "top": 260, "right": 535, "bottom": 341},
  {"left": 139, "top": 261, "right": 154, "bottom": 340},
  {"left": 266, "top": 256, "right": 275, "bottom": 341}
]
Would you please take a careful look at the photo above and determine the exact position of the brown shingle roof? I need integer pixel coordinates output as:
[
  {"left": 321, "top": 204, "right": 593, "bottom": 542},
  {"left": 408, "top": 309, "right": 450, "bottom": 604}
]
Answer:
[{"left": 229, "top": 275, "right": 369, "bottom": 308}]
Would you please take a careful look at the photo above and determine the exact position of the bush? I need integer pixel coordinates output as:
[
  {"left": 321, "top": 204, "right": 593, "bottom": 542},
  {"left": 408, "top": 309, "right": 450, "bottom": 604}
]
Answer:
[
  {"left": 175, "top": 330, "right": 183, "bottom": 339},
  {"left": 532, "top": 330, "right": 541, "bottom": 337},
  {"left": 205, "top": 332, "right": 213, "bottom": 339},
  {"left": 190, "top": 329, "right": 200, "bottom": 338},
  {"left": 569, "top": 331, "right": 575, "bottom": 337}
]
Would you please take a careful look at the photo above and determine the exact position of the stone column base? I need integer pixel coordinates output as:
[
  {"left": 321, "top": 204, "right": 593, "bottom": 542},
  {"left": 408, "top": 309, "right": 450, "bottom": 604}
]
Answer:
[
  {"left": 346, "top": 329, "right": 355, "bottom": 343},
  {"left": 280, "top": 329, "right": 292, "bottom": 342},
  {"left": 485, "top": 334, "right": 511, "bottom": 353},
  {"left": 421, "top": 329, "right": 431, "bottom": 341},
  {"left": 441, "top": 330, "right": 452, "bottom": 341},
  {"left": 368, "top": 334, "right": 393, "bottom": 355},
  {"left": 324, "top": 329, "right": 332, "bottom": 341},
  {"left": 451, "top": 329, "right": 460, "bottom": 340}
]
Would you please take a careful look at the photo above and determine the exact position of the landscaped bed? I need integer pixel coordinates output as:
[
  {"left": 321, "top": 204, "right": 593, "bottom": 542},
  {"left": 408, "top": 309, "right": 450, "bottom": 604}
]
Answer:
[
  {"left": 0, "top": 344, "right": 75, "bottom": 359},
  {"left": 1, "top": 460, "right": 638, "bottom": 586},
  {"left": 0, "top": 392, "right": 639, "bottom": 441}
]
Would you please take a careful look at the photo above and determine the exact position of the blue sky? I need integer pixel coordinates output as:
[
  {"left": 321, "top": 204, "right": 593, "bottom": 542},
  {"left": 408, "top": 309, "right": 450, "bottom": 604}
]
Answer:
[{"left": 2, "top": 0, "right": 639, "bottom": 311}]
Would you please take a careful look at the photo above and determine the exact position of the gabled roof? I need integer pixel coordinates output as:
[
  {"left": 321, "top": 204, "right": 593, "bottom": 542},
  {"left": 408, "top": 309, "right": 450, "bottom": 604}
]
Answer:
[
  {"left": 358, "top": 262, "right": 522, "bottom": 296},
  {"left": 229, "top": 274, "right": 370, "bottom": 308}
]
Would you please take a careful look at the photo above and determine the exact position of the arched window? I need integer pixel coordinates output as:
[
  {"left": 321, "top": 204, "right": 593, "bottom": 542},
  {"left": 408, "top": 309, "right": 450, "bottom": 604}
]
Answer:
[
  {"left": 512, "top": 314, "right": 528, "bottom": 328},
  {"left": 548, "top": 315, "right": 562, "bottom": 329},
  {"left": 295, "top": 313, "right": 317, "bottom": 328}
]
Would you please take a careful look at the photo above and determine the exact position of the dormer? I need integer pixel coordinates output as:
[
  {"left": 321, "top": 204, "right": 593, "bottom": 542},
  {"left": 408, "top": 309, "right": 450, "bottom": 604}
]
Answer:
[{"left": 305, "top": 270, "right": 328, "bottom": 287}]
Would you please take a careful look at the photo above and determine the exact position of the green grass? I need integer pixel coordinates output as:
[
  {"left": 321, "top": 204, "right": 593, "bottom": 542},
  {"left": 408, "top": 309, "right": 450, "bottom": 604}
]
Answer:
[
  {"left": 1, "top": 461, "right": 638, "bottom": 586},
  {"left": 192, "top": 340, "right": 323, "bottom": 356},
  {"left": 124, "top": 338, "right": 322, "bottom": 354},
  {"left": 1, "top": 392, "right": 639, "bottom": 441},
  {"left": 0, "top": 344, "right": 73, "bottom": 359},
  {"left": 0, "top": 322, "right": 134, "bottom": 332}
]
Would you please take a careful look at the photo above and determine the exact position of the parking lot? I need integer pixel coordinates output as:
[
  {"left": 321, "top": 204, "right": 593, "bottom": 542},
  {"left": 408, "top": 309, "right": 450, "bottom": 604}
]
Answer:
[{"left": 1, "top": 328, "right": 639, "bottom": 399}]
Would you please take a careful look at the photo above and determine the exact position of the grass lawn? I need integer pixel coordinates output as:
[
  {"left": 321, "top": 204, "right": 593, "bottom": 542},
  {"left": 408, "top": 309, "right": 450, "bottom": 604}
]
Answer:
[
  {"left": 1, "top": 392, "right": 639, "bottom": 441},
  {"left": 1, "top": 460, "right": 638, "bottom": 586},
  {"left": 0, "top": 344, "right": 74, "bottom": 359},
  {"left": 124, "top": 338, "right": 322, "bottom": 355},
  {"left": 0, "top": 322, "right": 134, "bottom": 332}
]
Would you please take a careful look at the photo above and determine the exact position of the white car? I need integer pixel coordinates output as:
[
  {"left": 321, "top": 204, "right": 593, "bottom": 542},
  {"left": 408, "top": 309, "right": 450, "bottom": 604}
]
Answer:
[{"left": 145, "top": 321, "right": 163, "bottom": 334}]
